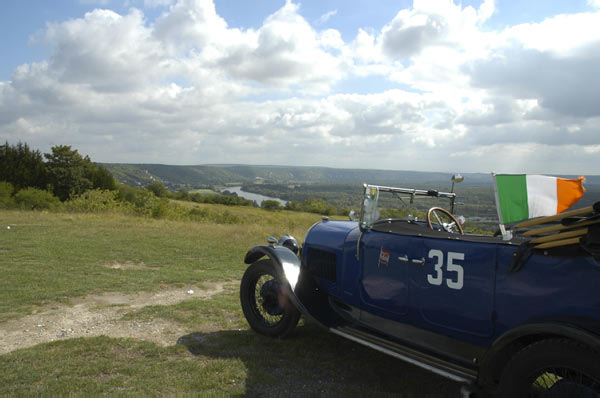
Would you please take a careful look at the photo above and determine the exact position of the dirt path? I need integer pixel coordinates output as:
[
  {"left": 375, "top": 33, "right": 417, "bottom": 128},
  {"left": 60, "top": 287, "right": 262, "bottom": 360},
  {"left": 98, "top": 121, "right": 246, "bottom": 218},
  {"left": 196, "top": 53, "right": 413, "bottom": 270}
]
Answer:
[{"left": 0, "top": 282, "right": 232, "bottom": 355}]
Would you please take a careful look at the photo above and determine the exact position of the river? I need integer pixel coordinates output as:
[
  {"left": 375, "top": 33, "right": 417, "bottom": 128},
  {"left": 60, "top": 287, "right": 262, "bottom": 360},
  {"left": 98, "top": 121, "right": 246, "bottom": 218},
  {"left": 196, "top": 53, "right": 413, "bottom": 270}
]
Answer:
[{"left": 222, "top": 186, "right": 288, "bottom": 206}]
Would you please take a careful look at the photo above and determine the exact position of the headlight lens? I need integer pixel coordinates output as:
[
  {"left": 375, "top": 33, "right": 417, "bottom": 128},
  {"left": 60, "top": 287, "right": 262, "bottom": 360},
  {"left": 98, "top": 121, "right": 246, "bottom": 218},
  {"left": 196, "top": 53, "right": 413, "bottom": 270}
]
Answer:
[{"left": 278, "top": 234, "right": 299, "bottom": 255}]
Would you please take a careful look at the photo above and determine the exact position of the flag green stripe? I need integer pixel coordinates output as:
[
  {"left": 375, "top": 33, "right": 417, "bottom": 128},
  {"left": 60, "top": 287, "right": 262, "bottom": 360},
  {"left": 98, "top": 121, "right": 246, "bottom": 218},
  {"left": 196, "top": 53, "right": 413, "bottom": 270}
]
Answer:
[{"left": 496, "top": 174, "right": 529, "bottom": 224}]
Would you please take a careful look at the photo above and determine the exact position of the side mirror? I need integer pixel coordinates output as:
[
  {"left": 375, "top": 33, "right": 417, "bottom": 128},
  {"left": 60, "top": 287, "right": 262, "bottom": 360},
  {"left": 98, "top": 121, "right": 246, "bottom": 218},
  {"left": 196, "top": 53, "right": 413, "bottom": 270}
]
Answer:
[
  {"left": 450, "top": 173, "right": 464, "bottom": 196},
  {"left": 451, "top": 174, "right": 464, "bottom": 183},
  {"left": 349, "top": 210, "right": 358, "bottom": 221}
]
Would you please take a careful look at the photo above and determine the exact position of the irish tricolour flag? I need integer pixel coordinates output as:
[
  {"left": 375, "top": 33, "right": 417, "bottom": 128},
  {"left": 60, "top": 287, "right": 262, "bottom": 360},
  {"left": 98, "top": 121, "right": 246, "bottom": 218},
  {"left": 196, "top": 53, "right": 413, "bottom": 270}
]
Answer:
[{"left": 494, "top": 174, "right": 585, "bottom": 225}]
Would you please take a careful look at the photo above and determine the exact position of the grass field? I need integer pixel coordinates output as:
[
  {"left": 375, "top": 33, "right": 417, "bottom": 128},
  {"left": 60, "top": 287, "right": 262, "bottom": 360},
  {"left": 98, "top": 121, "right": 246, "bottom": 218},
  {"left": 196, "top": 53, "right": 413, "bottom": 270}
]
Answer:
[{"left": 0, "top": 208, "right": 462, "bottom": 396}]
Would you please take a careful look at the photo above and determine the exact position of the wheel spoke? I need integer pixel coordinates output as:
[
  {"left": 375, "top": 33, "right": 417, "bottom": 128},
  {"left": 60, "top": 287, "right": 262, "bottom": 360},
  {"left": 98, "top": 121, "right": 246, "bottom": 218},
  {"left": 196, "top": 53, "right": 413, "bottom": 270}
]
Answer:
[
  {"left": 529, "top": 366, "right": 600, "bottom": 398},
  {"left": 252, "top": 273, "right": 283, "bottom": 327}
]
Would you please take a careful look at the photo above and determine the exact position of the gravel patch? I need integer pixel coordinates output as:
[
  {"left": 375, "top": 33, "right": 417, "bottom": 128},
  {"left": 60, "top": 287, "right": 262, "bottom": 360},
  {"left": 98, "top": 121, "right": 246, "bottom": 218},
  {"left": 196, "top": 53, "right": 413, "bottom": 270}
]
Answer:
[{"left": 0, "top": 281, "right": 230, "bottom": 354}]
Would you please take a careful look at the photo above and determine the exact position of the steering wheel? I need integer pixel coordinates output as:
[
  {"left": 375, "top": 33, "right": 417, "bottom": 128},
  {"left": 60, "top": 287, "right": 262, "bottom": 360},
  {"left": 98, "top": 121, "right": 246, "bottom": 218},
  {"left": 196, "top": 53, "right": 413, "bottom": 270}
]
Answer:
[{"left": 427, "top": 207, "right": 464, "bottom": 235}]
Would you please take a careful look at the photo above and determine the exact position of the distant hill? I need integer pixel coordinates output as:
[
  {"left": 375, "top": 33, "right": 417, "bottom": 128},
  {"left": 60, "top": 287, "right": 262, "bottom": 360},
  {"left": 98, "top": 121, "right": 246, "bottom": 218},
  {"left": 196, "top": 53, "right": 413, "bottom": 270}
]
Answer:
[
  {"left": 102, "top": 163, "right": 487, "bottom": 189},
  {"left": 102, "top": 163, "right": 600, "bottom": 190},
  {"left": 103, "top": 164, "right": 245, "bottom": 188}
]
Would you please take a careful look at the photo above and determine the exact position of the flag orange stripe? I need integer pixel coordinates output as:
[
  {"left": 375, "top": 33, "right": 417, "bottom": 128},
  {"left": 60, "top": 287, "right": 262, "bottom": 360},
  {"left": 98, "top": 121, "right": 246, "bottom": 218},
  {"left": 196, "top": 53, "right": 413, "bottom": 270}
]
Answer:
[{"left": 556, "top": 176, "right": 586, "bottom": 213}]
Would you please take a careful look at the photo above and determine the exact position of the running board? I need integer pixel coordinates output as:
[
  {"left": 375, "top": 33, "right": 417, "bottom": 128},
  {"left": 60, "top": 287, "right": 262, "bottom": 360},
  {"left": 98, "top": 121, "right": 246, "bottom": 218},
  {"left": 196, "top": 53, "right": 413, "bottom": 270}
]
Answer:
[{"left": 330, "top": 326, "right": 477, "bottom": 384}]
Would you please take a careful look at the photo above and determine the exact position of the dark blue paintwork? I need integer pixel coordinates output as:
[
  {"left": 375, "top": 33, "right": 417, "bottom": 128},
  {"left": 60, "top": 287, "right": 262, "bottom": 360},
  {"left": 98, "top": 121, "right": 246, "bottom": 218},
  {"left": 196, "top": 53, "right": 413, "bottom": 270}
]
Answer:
[{"left": 301, "top": 219, "right": 600, "bottom": 352}]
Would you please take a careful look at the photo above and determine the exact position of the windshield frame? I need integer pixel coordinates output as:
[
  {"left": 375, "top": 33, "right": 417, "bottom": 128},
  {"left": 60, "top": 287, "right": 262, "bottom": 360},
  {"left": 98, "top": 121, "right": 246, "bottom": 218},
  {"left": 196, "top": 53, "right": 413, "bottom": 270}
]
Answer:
[{"left": 359, "top": 184, "right": 458, "bottom": 230}]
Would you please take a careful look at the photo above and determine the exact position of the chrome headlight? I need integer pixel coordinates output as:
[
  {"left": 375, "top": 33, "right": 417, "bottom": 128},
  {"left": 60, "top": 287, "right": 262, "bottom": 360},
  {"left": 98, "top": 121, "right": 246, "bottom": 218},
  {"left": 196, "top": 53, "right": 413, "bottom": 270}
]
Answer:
[{"left": 278, "top": 234, "right": 299, "bottom": 255}]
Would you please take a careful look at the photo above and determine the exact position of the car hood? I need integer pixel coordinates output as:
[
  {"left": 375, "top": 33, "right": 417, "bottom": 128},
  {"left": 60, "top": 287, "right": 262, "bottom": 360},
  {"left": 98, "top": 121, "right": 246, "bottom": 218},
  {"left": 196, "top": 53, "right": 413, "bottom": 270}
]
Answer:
[{"left": 303, "top": 220, "right": 359, "bottom": 253}]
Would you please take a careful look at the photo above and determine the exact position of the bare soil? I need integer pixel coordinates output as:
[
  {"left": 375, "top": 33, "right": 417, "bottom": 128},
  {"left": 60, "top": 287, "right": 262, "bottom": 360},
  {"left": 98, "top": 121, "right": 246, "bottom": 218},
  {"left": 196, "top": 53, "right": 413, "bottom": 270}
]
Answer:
[
  {"left": 0, "top": 281, "right": 232, "bottom": 355},
  {"left": 101, "top": 261, "right": 157, "bottom": 270}
]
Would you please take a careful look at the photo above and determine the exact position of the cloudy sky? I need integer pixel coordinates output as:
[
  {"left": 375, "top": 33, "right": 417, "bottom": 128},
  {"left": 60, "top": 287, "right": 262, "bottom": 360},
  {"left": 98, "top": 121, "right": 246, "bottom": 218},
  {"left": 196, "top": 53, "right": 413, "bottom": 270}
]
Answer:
[{"left": 1, "top": 0, "right": 599, "bottom": 174}]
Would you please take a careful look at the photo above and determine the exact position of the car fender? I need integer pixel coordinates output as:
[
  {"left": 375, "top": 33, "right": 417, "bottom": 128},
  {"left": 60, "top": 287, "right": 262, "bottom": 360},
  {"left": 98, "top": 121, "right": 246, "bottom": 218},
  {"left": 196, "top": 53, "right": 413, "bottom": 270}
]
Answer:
[
  {"left": 244, "top": 245, "right": 343, "bottom": 328},
  {"left": 479, "top": 322, "right": 600, "bottom": 387}
]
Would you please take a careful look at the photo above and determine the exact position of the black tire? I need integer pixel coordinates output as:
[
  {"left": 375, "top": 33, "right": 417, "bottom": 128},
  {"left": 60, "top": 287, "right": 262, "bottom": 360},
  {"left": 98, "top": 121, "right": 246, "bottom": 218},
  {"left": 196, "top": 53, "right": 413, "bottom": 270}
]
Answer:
[
  {"left": 240, "top": 259, "right": 300, "bottom": 338},
  {"left": 497, "top": 339, "right": 600, "bottom": 398}
]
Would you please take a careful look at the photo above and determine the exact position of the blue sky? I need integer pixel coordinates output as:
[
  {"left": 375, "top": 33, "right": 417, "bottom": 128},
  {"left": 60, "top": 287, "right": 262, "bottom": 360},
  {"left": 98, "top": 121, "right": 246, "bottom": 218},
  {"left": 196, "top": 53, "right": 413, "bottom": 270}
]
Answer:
[{"left": 1, "top": 0, "right": 600, "bottom": 173}]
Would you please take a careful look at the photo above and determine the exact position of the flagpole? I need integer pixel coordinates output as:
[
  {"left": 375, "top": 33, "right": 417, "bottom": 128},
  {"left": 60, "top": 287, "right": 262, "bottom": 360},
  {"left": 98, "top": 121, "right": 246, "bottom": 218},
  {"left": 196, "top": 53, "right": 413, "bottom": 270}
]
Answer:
[{"left": 492, "top": 172, "right": 512, "bottom": 240}]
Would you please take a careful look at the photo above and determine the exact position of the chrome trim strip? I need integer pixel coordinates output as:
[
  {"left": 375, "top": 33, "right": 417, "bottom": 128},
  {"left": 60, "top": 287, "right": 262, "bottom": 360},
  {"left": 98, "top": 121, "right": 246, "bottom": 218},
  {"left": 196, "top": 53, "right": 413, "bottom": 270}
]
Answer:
[{"left": 330, "top": 328, "right": 475, "bottom": 384}]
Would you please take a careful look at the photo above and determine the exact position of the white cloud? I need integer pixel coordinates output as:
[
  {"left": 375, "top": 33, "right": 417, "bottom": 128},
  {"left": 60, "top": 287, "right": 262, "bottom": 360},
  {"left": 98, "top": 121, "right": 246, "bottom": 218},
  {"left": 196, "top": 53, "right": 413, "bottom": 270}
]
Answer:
[
  {"left": 41, "top": 9, "right": 165, "bottom": 93},
  {"left": 476, "top": 0, "right": 495, "bottom": 24},
  {"left": 315, "top": 9, "right": 337, "bottom": 25},
  {"left": 466, "top": 12, "right": 600, "bottom": 119},
  {"left": 152, "top": 0, "right": 343, "bottom": 93},
  {"left": 1, "top": 0, "right": 599, "bottom": 174}
]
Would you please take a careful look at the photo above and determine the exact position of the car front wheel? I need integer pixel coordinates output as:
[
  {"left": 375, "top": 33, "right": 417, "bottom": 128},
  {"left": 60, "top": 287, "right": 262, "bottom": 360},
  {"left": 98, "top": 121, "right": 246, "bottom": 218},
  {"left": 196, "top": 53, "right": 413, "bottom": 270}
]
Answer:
[
  {"left": 497, "top": 339, "right": 600, "bottom": 398},
  {"left": 240, "top": 259, "right": 300, "bottom": 338}
]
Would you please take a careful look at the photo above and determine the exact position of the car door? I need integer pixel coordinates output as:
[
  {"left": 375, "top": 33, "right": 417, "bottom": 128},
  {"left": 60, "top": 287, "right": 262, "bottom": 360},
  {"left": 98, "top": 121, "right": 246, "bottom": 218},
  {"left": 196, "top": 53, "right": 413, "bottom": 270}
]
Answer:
[
  {"left": 358, "top": 229, "right": 423, "bottom": 318},
  {"left": 411, "top": 237, "right": 496, "bottom": 338}
]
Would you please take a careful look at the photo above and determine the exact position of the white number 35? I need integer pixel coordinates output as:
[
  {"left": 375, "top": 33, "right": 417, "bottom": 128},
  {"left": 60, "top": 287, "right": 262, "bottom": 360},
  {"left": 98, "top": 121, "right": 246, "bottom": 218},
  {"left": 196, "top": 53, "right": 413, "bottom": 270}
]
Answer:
[{"left": 426, "top": 250, "right": 464, "bottom": 290}]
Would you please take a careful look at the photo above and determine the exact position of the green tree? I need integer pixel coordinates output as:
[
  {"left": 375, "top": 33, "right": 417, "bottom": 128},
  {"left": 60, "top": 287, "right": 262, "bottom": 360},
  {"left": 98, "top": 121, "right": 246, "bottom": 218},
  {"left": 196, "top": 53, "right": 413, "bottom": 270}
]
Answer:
[
  {"left": 0, "top": 142, "right": 48, "bottom": 190},
  {"left": 44, "top": 145, "right": 94, "bottom": 201},
  {"left": 147, "top": 182, "right": 168, "bottom": 198},
  {"left": 300, "top": 197, "right": 337, "bottom": 215},
  {"left": 91, "top": 165, "right": 117, "bottom": 191},
  {"left": 174, "top": 189, "right": 190, "bottom": 201},
  {"left": 261, "top": 200, "right": 282, "bottom": 211},
  {"left": 284, "top": 200, "right": 300, "bottom": 211},
  {"left": 0, "top": 181, "right": 16, "bottom": 208}
]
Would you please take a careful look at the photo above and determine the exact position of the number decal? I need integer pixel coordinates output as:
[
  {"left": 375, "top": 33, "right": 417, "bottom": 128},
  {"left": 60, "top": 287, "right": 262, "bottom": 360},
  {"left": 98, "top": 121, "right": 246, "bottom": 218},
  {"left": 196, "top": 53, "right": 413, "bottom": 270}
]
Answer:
[
  {"left": 446, "top": 252, "right": 464, "bottom": 290},
  {"left": 427, "top": 249, "right": 443, "bottom": 286},
  {"left": 426, "top": 250, "right": 464, "bottom": 290}
]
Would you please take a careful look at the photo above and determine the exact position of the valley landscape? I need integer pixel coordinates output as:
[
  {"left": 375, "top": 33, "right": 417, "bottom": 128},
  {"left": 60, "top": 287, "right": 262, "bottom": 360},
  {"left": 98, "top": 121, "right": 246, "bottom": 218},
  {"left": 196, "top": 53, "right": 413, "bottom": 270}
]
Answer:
[{"left": 104, "top": 163, "right": 600, "bottom": 232}]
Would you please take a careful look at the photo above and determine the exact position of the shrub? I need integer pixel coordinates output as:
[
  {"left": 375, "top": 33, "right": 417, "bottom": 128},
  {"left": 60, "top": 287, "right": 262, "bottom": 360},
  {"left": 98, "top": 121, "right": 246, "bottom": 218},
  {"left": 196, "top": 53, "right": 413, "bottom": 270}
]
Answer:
[
  {"left": 150, "top": 198, "right": 169, "bottom": 219},
  {"left": 117, "top": 185, "right": 155, "bottom": 210},
  {"left": 261, "top": 200, "right": 282, "bottom": 211},
  {"left": 210, "top": 210, "right": 242, "bottom": 224},
  {"left": 132, "top": 191, "right": 161, "bottom": 216},
  {"left": 174, "top": 189, "right": 190, "bottom": 201},
  {"left": 147, "top": 182, "right": 168, "bottom": 198},
  {"left": 284, "top": 200, "right": 300, "bottom": 211},
  {"left": 65, "top": 189, "right": 132, "bottom": 213},
  {"left": 190, "top": 193, "right": 254, "bottom": 207},
  {"left": 187, "top": 207, "right": 209, "bottom": 221},
  {"left": 299, "top": 197, "right": 338, "bottom": 216},
  {"left": 0, "top": 181, "right": 15, "bottom": 208},
  {"left": 13, "top": 187, "right": 60, "bottom": 210}
]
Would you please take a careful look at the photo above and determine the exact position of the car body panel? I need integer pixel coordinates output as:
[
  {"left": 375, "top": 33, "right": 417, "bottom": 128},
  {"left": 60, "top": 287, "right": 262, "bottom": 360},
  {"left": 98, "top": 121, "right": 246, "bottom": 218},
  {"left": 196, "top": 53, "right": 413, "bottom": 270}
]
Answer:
[
  {"left": 299, "top": 219, "right": 600, "bottom": 349},
  {"left": 414, "top": 238, "right": 496, "bottom": 338},
  {"left": 493, "top": 247, "right": 600, "bottom": 336},
  {"left": 359, "top": 229, "right": 415, "bottom": 317}
]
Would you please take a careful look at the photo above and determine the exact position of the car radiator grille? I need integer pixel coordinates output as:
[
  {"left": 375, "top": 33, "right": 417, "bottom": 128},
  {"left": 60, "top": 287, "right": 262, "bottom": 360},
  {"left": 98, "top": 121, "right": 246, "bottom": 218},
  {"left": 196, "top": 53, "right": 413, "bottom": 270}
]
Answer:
[{"left": 306, "top": 248, "right": 337, "bottom": 282}]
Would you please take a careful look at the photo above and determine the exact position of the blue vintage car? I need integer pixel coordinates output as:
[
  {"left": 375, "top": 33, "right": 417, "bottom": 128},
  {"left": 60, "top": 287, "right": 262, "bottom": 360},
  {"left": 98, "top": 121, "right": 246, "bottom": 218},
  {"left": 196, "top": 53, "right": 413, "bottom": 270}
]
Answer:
[{"left": 239, "top": 183, "right": 600, "bottom": 397}]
